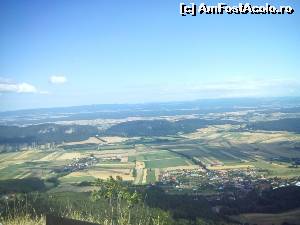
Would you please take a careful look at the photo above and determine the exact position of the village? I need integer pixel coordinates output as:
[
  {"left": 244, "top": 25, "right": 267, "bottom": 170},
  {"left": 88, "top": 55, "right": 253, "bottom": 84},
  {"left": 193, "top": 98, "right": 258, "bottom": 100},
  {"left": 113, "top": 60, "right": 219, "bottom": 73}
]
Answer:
[
  {"left": 54, "top": 155, "right": 98, "bottom": 173},
  {"left": 157, "top": 166, "right": 300, "bottom": 200}
]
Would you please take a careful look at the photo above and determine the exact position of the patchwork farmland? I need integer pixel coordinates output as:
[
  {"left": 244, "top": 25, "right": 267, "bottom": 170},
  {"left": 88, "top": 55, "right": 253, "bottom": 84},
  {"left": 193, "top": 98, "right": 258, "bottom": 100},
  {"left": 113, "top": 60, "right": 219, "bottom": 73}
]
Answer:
[{"left": 1, "top": 123, "right": 300, "bottom": 190}]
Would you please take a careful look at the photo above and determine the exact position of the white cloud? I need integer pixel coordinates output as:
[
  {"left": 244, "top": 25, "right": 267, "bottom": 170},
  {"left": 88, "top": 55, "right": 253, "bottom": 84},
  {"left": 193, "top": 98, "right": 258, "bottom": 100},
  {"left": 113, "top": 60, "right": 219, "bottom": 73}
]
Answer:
[
  {"left": 17, "top": 83, "right": 38, "bottom": 93},
  {"left": 49, "top": 75, "right": 67, "bottom": 84},
  {"left": 0, "top": 82, "right": 37, "bottom": 93}
]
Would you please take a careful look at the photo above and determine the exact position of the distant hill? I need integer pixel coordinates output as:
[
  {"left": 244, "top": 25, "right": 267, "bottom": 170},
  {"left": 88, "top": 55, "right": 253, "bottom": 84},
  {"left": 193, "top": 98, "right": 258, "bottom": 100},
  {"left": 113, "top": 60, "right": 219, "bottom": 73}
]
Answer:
[
  {"left": 0, "top": 119, "right": 239, "bottom": 145},
  {"left": 1, "top": 97, "right": 299, "bottom": 126},
  {"left": 247, "top": 118, "right": 300, "bottom": 133},
  {"left": 104, "top": 119, "right": 238, "bottom": 137},
  {"left": 0, "top": 123, "right": 98, "bottom": 144}
]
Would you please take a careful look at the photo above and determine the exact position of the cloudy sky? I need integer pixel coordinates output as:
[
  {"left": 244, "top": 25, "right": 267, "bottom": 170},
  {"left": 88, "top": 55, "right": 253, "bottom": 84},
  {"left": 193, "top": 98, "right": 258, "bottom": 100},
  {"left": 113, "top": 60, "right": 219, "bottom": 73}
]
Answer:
[{"left": 0, "top": 0, "right": 299, "bottom": 111}]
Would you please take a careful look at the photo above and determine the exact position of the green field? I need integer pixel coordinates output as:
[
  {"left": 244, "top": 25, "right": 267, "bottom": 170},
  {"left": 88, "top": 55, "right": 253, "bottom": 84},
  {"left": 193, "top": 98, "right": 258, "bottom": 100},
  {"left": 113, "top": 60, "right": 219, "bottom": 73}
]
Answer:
[
  {"left": 131, "top": 149, "right": 194, "bottom": 169},
  {"left": 59, "top": 175, "right": 96, "bottom": 183},
  {"left": 144, "top": 157, "right": 190, "bottom": 168}
]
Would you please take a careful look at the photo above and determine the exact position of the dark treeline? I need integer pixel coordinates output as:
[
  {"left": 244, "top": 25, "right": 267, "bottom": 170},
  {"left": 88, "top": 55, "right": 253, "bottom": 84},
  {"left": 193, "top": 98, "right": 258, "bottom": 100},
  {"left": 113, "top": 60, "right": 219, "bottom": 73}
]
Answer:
[
  {"left": 0, "top": 177, "right": 46, "bottom": 193},
  {"left": 105, "top": 119, "right": 239, "bottom": 137},
  {"left": 0, "top": 119, "right": 238, "bottom": 145},
  {"left": 247, "top": 118, "right": 300, "bottom": 133},
  {"left": 218, "top": 186, "right": 300, "bottom": 215},
  {"left": 145, "top": 186, "right": 218, "bottom": 222},
  {"left": 0, "top": 123, "right": 98, "bottom": 145}
]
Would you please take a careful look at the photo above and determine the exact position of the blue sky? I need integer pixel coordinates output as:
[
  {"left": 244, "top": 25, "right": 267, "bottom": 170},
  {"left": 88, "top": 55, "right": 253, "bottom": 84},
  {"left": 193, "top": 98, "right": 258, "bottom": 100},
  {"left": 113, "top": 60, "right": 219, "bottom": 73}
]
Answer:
[{"left": 0, "top": 0, "right": 299, "bottom": 111}]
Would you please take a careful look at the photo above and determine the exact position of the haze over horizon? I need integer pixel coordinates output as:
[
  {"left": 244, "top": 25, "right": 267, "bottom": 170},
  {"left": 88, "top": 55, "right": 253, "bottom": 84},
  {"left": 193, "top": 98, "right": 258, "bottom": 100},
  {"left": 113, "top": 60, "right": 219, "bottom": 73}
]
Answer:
[{"left": 1, "top": 0, "right": 299, "bottom": 111}]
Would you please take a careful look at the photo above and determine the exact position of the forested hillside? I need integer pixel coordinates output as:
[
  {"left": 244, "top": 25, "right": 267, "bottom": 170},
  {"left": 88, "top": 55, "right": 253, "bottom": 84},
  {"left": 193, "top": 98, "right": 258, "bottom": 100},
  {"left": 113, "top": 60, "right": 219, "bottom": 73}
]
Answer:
[
  {"left": 247, "top": 118, "right": 300, "bottom": 133},
  {"left": 0, "top": 124, "right": 98, "bottom": 144},
  {"left": 105, "top": 119, "right": 238, "bottom": 137}
]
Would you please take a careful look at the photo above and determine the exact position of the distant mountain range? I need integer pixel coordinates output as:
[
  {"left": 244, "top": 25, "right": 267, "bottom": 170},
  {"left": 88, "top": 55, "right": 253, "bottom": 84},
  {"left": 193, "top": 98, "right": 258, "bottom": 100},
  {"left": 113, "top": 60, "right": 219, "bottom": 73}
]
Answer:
[{"left": 1, "top": 97, "right": 300, "bottom": 126}]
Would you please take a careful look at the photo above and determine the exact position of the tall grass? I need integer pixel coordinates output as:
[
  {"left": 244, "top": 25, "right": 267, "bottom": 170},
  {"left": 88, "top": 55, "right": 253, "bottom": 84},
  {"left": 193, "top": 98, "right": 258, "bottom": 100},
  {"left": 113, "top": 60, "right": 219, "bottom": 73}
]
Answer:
[
  {"left": 0, "top": 194, "right": 45, "bottom": 225},
  {"left": 1, "top": 214, "right": 45, "bottom": 225},
  {"left": 0, "top": 192, "right": 172, "bottom": 225}
]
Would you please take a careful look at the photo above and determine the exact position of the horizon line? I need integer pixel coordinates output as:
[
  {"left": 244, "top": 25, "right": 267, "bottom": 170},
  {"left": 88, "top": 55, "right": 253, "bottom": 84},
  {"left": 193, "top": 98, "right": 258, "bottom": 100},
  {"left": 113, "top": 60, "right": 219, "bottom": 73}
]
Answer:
[{"left": 1, "top": 95, "right": 300, "bottom": 113}]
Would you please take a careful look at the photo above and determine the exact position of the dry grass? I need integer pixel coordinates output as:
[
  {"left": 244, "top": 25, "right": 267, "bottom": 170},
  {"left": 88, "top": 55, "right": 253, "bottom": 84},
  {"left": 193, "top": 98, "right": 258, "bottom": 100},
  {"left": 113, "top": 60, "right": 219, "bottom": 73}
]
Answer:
[
  {"left": 136, "top": 161, "right": 145, "bottom": 169},
  {"left": 207, "top": 164, "right": 254, "bottom": 170},
  {"left": 96, "top": 162, "right": 135, "bottom": 169},
  {"left": 142, "top": 169, "right": 148, "bottom": 184},
  {"left": 0, "top": 150, "right": 37, "bottom": 164},
  {"left": 162, "top": 165, "right": 200, "bottom": 171},
  {"left": 120, "top": 156, "right": 128, "bottom": 163},
  {"left": 55, "top": 152, "right": 84, "bottom": 160},
  {"left": 38, "top": 151, "right": 86, "bottom": 161},
  {"left": 92, "top": 149, "right": 135, "bottom": 158},
  {"left": 182, "top": 125, "right": 300, "bottom": 145},
  {"left": 0, "top": 214, "right": 45, "bottom": 225},
  {"left": 0, "top": 204, "right": 171, "bottom": 225},
  {"left": 13, "top": 150, "right": 36, "bottom": 160},
  {"left": 154, "top": 168, "right": 160, "bottom": 180},
  {"left": 100, "top": 136, "right": 129, "bottom": 143},
  {"left": 134, "top": 169, "right": 144, "bottom": 185},
  {"left": 37, "top": 151, "right": 62, "bottom": 161},
  {"left": 63, "top": 169, "right": 134, "bottom": 181},
  {"left": 60, "top": 137, "right": 104, "bottom": 146}
]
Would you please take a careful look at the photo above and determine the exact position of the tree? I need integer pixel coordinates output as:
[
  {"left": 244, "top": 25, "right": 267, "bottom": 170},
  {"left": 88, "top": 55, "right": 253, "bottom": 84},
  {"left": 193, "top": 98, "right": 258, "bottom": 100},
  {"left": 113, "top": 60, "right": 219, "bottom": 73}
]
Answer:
[{"left": 91, "top": 176, "right": 142, "bottom": 224}]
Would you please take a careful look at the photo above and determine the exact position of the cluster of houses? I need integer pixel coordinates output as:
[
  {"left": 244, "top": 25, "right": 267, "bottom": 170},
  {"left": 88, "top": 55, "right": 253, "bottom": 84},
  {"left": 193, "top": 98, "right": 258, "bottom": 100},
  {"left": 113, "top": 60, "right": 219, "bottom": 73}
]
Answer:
[
  {"left": 54, "top": 155, "right": 97, "bottom": 173},
  {"left": 158, "top": 167, "right": 300, "bottom": 199}
]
